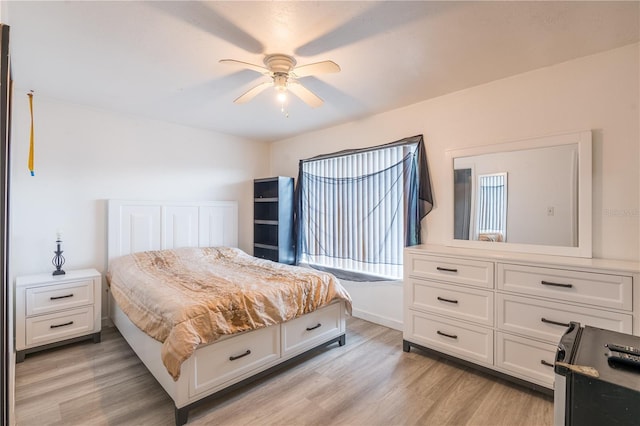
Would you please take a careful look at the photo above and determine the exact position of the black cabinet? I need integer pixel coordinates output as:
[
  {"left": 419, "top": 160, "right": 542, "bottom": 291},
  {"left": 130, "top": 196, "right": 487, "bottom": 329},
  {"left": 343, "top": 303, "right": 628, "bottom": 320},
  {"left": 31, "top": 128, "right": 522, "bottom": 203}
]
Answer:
[
  {"left": 254, "top": 177, "right": 294, "bottom": 264},
  {"left": 555, "top": 323, "right": 640, "bottom": 426}
]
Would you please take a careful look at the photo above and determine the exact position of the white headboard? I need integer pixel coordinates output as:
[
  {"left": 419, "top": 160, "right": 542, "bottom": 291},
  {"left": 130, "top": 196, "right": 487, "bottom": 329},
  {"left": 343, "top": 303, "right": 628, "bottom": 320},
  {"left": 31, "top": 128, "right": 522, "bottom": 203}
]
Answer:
[{"left": 107, "top": 200, "right": 238, "bottom": 261}]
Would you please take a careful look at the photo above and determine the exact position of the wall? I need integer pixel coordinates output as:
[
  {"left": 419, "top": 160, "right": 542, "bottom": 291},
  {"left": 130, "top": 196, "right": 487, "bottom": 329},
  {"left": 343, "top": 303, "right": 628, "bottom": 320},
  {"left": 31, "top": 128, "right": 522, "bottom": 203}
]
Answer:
[
  {"left": 269, "top": 44, "right": 640, "bottom": 328},
  {"left": 10, "top": 94, "right": 270, "bottom": 318}
]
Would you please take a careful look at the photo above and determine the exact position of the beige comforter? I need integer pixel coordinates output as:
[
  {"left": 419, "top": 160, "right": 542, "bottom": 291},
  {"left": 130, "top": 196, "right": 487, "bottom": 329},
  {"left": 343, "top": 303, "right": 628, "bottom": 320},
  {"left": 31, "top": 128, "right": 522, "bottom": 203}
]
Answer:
[{"left": 107, "top": 247, "right": 352, "bottom": 380}]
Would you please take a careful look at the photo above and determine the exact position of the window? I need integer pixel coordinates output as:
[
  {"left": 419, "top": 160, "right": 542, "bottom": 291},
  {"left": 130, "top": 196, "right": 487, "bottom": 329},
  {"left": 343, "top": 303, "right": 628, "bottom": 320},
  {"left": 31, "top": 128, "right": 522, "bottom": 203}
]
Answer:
[{"left": 294, "top": 135, "right": 432, "bottom": 280}]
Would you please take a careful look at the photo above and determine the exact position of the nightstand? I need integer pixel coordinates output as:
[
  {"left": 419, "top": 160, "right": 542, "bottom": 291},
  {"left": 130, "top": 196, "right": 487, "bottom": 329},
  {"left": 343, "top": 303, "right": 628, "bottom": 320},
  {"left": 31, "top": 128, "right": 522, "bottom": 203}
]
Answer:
[{"left": 15, "top": 268, "right": 102, "bottom": 362}]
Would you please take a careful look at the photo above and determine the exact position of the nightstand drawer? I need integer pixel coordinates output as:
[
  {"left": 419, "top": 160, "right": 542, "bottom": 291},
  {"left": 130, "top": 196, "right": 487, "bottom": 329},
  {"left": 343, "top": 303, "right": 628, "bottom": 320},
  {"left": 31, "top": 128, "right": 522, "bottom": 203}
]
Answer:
[
  {"left": 26, "top": 306, "right": 94, "bottom": 346},
  {"left": 26, "top": 279, "right": 94, "bottom": 316}
]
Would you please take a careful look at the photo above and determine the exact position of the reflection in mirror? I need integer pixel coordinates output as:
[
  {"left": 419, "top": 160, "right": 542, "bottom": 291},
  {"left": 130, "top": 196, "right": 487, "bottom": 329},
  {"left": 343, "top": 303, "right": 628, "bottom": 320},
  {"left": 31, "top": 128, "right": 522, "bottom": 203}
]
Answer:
[
  {"left": 476, "top": 172, "right": 507, "bottom": 242},
  {"left": 455, "top": 171, "right": 509, "bottom": 242},
  {"left": 453, "top": 144, "right": 578, "bottom": 247}
]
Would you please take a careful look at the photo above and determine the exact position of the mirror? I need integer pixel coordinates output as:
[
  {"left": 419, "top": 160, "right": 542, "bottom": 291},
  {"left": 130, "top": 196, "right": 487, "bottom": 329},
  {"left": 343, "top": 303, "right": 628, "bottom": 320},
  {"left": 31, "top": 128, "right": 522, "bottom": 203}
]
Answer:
[{"left": 445, "top": 130, "right": 592, "bottom": 258}]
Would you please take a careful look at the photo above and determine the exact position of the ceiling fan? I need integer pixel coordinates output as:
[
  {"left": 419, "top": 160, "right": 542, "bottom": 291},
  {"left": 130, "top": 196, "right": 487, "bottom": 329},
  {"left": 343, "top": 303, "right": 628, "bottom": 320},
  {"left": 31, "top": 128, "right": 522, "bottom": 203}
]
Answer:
[{"left": 219, "top": 54, "right": 340, "bottom": 108}]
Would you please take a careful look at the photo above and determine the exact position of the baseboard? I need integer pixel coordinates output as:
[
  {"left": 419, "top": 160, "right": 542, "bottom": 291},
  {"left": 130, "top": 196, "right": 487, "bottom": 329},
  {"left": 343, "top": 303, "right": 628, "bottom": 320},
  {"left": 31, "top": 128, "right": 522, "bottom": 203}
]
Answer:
[{"left": 351, "top": 308, "right": 403, "bottom": 331}]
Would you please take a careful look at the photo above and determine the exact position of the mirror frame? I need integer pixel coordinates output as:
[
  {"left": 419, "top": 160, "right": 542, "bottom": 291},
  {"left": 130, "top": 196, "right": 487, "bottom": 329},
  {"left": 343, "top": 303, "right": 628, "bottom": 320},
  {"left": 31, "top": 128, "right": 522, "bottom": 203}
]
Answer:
[{"left": 445, "top": 130, "right": 592, "bottom": 258}]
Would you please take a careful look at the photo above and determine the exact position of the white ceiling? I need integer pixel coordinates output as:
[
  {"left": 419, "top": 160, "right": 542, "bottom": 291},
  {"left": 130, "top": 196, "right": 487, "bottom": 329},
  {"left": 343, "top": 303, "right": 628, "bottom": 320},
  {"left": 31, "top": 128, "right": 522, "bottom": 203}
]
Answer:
[{"left": 5, "top": 1, "right": 639, "bottom": 143}]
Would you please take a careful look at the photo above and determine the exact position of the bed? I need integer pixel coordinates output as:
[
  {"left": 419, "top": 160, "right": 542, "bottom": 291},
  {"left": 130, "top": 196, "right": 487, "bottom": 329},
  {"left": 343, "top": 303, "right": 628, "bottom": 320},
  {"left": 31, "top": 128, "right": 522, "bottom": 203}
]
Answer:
[{"left": 107, "top": 200, "right": 351, "bottom": 425}]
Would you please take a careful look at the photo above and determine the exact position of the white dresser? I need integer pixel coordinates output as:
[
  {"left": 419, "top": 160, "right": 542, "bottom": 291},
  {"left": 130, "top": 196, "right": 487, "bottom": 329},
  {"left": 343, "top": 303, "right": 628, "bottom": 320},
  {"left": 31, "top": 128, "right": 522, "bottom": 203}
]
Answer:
[
  {"left": 403, "top": 244, "right": 639, "bottom": 390},
  {"left": 15, "top": 269, "right": 102, "bottom": 362}
]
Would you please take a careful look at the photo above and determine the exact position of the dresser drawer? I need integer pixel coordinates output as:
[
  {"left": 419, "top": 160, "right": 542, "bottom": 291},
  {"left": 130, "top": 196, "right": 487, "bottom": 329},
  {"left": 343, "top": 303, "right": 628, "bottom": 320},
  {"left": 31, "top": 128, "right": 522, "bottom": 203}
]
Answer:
[
  {"left": 282, "top": 302, "right": 344, "bottom": 356},
  {"left": 190, "top": 324, "right": 280, "bottom": 397},
  {"left": 405, "top": 310, "right": 493, "bottom": 365},
  {"left": 408, "top": 278, "right": 494, "bottom": 326},
  {"left": 26, "top": 279, "right": 95, "bottom": 316},
  {"left": 497, "top": 294, "right": 632, "bottom": 343},
  {"left": 25, "top": 306, "right": 94, "bottom": 347},
  {"left": 495, "top": 332, "right": 556, "bottom": 388},
  {"left": 407, "top": 255, "right": 493, "bottom": 289},
  {"left": 497, "top": 263, "right": 632, "bottom": 311}
]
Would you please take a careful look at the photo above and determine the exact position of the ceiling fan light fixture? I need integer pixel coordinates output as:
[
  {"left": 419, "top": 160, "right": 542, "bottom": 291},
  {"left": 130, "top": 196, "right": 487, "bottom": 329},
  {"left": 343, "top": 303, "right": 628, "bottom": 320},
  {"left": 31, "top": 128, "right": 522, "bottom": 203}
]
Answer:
[
  {"left": 277, "top": 89, "right": 289, "bottom": 118},
  {"left": 276, "top": 90, "right": 287, "bottom": 103},
  {"left": 273, "top": 73, "right": 288, "bottom": 90},
  {"left": 273, "top": 72, "right": 289, "bottom": 116}
]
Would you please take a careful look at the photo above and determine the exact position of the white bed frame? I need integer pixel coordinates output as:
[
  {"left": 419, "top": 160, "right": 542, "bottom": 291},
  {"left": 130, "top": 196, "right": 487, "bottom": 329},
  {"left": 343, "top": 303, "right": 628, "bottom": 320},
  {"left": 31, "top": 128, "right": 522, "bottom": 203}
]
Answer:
[{"left": 107, "top": 200, "right": 347, "bottom": 425}]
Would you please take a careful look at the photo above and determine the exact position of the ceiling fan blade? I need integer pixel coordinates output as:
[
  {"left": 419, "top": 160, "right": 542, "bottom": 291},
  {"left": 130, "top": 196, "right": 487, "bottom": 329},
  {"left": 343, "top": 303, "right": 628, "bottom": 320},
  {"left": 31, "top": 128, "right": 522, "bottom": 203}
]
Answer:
[
  {"left": 292, "top": 60, "right": 341, "bottom": 78},
  {"left": 219, "top": 59, "right": 269, "bottom": 75},
  {"left": 234, "top": 81, "right": 273, "bottom": 104},
  {"left": 288, "top": 82, "right": 323, "bottom": 108}
]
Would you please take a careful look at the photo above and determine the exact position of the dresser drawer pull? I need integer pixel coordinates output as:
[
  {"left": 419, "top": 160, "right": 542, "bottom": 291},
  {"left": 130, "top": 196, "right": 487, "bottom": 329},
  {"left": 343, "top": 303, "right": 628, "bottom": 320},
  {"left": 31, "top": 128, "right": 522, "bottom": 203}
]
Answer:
[
  {"left": 436, "top": 330, "right": 458, "bottom": 339},
  {"left": 540, "top": 280, "right": 573, "bottom": 289},
  {"left": 50, "top": 321, "right": 74, "bottom": 329},
  {"left": 436, "top": 267, "right": 458, "bottom": 273},
  {"left": 540, "top": 360, "right": 554, "bottom": 368},
  {"left": 437, "top": 296, "right": 459, "bottom": 304},
  {"left": 229, "top": 350, "right": 251, "bottom": 361},
  {"left": 306, "top": 323, "right": 322, "bottom": 331},
  {"left": 50, "top": 293, "right": 74, "bottom": 300},
  {"left": 541, "top": 317, "right": 570, "bottom": 328}
]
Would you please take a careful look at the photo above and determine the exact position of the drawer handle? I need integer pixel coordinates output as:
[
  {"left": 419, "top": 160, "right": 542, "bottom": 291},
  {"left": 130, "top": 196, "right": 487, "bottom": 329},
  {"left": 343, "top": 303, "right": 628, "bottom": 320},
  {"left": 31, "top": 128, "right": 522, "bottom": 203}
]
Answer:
[
  {"left": 436, "top": 267, "right": 458, "bottom": 273},
  {"left": 437, "top": 296, "right": 459, "bottom": 304},
  {"left": 306, "top": 323, "right": 322, "bottom": 331},
  {"left": 50, "top": 321, "right": 73, "bottom": 329},
  {"left": 229, "top": 349, "right": 251, "bottom": 361},
  {"left": 541, "top": 317, "right": 570, "bottom": 328},
  {"left": 436, "top": 330, "right": 458, "bottom": 339},
  {"left": 540, "top": 360, "right": 554, "bottom": 368},
  {"left": 50, "top": 293, "right": 74, "bottom": 300},
  {"left": 540, "top": 280, "right": 573, "bottom": 289}
]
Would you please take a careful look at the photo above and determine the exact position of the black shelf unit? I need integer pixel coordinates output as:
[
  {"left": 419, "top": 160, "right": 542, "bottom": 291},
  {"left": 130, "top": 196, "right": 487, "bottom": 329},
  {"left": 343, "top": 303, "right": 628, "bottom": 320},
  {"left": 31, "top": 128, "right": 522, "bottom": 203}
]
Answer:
[{"left": 254, "top": 177, "right": 294, "bottom": 264}]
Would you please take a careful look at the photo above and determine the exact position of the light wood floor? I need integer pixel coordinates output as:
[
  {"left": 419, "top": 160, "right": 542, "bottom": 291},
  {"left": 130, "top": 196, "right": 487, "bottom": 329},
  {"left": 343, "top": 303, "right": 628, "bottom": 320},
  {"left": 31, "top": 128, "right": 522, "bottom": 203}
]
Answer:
[{"left": 15, "top": 318, "right": 553, "bottom": 426}]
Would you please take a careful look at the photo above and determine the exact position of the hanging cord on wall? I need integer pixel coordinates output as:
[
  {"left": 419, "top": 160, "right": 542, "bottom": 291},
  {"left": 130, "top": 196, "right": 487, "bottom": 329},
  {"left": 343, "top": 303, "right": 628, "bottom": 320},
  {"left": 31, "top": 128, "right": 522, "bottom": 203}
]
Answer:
[{"left": 27, "top": 90, "right": 35, "bottom": 176}]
